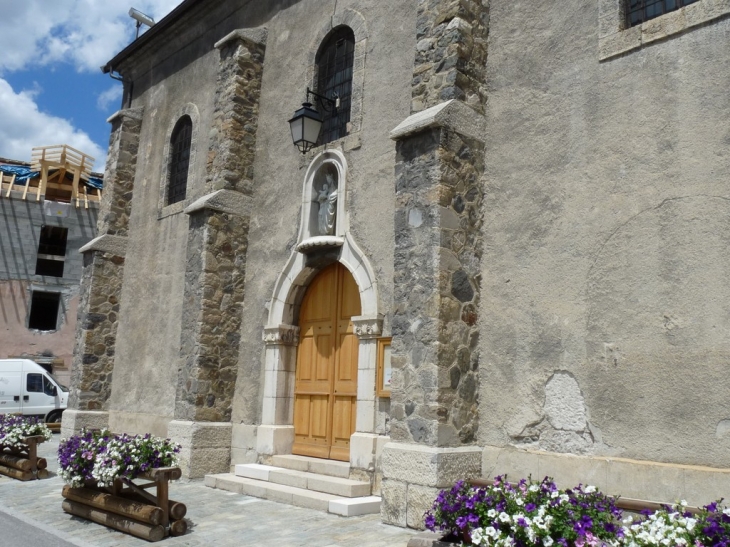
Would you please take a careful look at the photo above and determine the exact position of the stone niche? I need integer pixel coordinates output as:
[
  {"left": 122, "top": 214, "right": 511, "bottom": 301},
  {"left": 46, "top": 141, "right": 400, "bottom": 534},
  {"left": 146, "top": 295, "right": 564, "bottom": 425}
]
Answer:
[{"left": 295, "top": 151, "right": 348, "bottom": 253}]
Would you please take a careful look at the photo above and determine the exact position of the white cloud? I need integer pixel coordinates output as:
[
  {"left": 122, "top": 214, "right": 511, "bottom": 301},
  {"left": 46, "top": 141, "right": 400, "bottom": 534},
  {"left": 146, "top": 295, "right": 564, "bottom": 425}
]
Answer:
[
  {"left": 0, "top": 1, "right": 180, "bottom": 171},
  {"left": 0, "top": 0, "right": 179, "bottom": 74},
  {"left": 97, "top": 84, "right": 123, "bottom": 111},
  {"left": 0, "top": 78, "right": 106, "bottom": 170}
]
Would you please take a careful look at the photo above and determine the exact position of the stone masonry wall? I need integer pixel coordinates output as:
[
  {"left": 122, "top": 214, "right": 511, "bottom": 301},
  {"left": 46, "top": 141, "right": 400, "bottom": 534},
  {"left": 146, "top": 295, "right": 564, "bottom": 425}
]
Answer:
[
  {"left": 390, "top": 127, "right": 485, "bottom": 448},
  {"left": 205, "top": 32, "right": 266, "bottom": 195},
  {"left": 97, "top": 112, "right": 142, "bottom": 237},
  {"left": 411, "top": 0, "right": 489, "bottom": 114},
  {"left": 175, "top": 211, "right": 249, "bottom": 422},
  {"left": 68, "top": 251, "right": 123, "bottom": 410},
  {"left": 68, "top": 108, "right": 143, "bottom": 411},
  {"left": 174, "top": 31, "right": 264, "bottom": 423}
]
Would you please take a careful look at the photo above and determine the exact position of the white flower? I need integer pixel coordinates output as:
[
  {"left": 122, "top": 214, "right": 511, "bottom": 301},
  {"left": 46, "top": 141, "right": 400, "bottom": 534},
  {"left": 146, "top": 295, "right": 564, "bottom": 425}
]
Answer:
[{"left": 584, "top": 485, "right": 596, "bottom": 493}]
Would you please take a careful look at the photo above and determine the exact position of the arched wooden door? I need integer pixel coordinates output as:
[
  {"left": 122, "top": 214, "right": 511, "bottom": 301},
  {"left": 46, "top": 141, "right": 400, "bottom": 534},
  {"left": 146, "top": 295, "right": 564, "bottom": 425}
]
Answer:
[{"left": 292, "top": 263, "right": 361, "bottom": 461}]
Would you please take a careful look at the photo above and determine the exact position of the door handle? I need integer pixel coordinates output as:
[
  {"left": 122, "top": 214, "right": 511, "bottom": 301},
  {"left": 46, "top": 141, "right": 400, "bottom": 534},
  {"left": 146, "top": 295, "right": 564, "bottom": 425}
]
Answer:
[
  {"left": 13, "top": 396, "right": 19, "bottom": 402},
  {"left": 23, "top": 395, "right": 29, "bottom": 402}
]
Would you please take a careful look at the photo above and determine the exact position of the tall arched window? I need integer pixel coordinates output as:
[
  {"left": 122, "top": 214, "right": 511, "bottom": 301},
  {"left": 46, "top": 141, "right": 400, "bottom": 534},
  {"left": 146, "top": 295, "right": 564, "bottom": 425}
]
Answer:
[
  {"left": 316, "top": 27, "right": 355, "bottom": 145},
  {"left": 167, "top": 116, "right": 192, "bottom": 205}
]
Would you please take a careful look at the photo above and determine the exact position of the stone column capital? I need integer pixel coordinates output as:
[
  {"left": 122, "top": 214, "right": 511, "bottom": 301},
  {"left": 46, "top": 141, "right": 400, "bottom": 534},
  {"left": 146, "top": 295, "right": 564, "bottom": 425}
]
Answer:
[
  {"left": 263, "top": 324, "right": 300, "bottom": 346},
  {"left": 352, "top": 315, "right": 384, "bottom": 339}
]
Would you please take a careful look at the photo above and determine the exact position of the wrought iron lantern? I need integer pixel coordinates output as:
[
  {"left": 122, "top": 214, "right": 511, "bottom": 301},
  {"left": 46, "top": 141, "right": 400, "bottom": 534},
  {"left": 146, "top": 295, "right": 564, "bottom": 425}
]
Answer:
[{"left": 288, "top": 88, "right": 337, "bottom": 154}]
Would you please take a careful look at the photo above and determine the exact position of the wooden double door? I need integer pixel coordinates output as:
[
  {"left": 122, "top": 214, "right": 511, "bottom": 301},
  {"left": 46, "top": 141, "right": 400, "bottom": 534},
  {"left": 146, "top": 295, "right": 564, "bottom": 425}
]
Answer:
[{"left": 292, "top": 263, "right": 361, "bottom": 461}]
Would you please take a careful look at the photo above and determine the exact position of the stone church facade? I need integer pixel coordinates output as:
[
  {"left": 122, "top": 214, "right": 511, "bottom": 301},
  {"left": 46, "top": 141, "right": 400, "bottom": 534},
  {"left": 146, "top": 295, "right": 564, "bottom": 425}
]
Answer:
[{"left": 63, "top": 0, "right": 730, "bottom": 527}]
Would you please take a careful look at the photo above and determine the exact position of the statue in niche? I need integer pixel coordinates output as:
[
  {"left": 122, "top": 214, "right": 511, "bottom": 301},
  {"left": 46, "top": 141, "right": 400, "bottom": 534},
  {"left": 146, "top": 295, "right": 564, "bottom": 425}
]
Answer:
[{"left": 316, "top": 173, "right": 338, "bottom": 236}]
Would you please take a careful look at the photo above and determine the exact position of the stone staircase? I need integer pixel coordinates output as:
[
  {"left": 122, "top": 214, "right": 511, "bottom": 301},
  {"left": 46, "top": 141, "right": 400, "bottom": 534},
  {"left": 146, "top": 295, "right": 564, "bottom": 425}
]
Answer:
[{"left": 204, "top": 454, "right": 381, "bottom": 517}]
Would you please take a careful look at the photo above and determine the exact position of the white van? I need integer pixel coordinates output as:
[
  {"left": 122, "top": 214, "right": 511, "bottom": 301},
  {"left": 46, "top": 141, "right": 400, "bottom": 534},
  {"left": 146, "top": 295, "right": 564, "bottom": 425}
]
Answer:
[{"left": 0, "top": 359, "right": 68, "bottom": 423}]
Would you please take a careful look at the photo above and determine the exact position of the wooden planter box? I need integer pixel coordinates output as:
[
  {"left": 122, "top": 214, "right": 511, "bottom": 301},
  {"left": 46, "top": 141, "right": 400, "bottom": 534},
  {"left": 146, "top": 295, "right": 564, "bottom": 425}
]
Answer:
[
  {"left": 61, "top": 467, "right": 187, "bottom": 542},
  {"left": 0, "top": 435, "right": 48, "bottom": 481}
]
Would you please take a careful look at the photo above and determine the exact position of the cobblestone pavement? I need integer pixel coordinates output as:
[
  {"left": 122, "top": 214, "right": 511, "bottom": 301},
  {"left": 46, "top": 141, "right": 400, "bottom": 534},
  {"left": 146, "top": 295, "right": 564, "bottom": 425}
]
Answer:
[{"left": 0, "top": 436, "right": 417, "bottom": 547}]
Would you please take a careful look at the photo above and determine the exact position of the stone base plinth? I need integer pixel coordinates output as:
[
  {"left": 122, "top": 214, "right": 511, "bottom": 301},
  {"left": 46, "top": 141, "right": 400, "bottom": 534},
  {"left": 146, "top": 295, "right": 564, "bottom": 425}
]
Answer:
[
  {"left": 380, "top": 442, "right": 482, "bottom": 529},
  {"left": 60, "top": 410, "right": 110, "bottom": 439},
  {"left": 230, "top": 423, "right": 258, "bottom": 469},
  {"left": 483, "top": 445, "right": 730, "bottom": 508},
  {"left": 167, "top": 420, "right": 232, "bottom": 479},
  {"left": 256, "top": 425, "right": 294, "bottom": 455}
]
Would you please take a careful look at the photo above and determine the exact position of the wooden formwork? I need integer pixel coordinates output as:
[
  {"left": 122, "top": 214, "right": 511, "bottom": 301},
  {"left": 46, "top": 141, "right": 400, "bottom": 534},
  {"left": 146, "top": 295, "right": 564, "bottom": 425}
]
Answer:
[
  {"left": 61, "top": 467, "right": 187, "bottom": 542},
  {"left": 0, "top": 435, "right": 48, "bottom": 481}
]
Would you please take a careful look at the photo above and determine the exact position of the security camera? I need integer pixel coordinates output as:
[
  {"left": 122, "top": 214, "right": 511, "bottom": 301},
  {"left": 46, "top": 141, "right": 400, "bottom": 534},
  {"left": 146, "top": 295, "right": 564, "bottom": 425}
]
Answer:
[{"left": 129, "top": 8, "right": 155, "bottom": 28}]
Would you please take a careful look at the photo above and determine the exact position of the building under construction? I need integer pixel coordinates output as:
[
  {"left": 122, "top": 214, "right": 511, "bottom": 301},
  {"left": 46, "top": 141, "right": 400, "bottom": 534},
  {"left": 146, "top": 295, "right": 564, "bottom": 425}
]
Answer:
[{"left": 0, "top": 144, "right": 101, "bottom": 388}]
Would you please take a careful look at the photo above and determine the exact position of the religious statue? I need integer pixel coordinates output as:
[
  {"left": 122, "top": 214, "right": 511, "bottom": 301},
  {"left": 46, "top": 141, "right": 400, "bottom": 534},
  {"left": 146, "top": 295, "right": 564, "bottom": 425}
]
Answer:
[{"left": 317, "top": 174, "right": 338, "bottom": 235}]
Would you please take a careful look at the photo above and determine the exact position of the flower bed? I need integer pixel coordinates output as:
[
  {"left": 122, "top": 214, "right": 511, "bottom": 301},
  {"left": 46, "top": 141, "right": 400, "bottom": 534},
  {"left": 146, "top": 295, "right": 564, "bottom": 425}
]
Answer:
[
  {"left": 425, "top": 476, "right": 730, "bottom": 547},
  {"left": 0, "top": 414, "right": 52, "bottom": 480},
  {"left": 0, "top": 414, "right": 52, "bottom": 448},
  {"left": 58, "top": 428, "right": 180, "bottom": 487},
  {"left": 59, "top": 429, "right": 185, "bottom": 542}
]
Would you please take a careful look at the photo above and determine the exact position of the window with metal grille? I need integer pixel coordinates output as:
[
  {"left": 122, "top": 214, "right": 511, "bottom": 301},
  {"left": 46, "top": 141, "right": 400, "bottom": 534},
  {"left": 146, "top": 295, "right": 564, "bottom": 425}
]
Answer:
[
  {"left": 167, "top": 116, "right": 192, "bottom": 205},
  {"left": 627, "top": 0, "right": 700, "bottom": 27},
  {"left": 316, "top": 27, "right": 355, "bottom": 145}
]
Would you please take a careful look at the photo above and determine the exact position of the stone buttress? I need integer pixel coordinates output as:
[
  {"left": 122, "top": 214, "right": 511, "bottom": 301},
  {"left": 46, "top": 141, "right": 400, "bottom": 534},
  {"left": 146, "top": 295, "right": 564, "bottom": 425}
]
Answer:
[
  {"left": 381, "top": 0, "right": 489, "bottom": 528},
  {"left": 62, "top": 108, "right": 144, "bottom": 438},
  {"left": 167, "top": 28, "right": 266, "bottom": 479}
]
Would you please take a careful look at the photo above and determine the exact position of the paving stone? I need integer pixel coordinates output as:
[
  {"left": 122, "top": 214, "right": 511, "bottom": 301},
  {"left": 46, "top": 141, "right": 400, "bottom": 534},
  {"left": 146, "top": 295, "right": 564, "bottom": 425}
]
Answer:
[{"left": 0, "top": 437, "right": 416, "bottom": 547}]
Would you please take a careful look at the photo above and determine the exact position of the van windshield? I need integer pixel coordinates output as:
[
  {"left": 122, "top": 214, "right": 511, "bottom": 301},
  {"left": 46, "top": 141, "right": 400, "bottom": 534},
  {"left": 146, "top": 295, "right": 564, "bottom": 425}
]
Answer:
[{"left": 49, "top": 373, "right": 68, "bottom": 392}]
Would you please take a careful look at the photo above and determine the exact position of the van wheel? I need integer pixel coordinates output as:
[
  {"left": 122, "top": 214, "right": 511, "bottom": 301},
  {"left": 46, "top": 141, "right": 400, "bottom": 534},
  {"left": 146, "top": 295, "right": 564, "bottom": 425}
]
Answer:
[{"left": 46, "top": 410, "right": 63, "bottom": 424}]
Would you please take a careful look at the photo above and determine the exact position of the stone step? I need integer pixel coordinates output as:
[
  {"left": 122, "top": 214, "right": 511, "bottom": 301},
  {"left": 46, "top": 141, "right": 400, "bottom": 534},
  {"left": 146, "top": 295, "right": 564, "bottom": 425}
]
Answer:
[
  {"left": 270, "top": 454, "right": 351, "bottom": 478},
  {"left": 235, "top": 463, "right": 371, "bottom": 498},
  {"left": 205, "top": 473, "right": 381, "bottom": 516}
]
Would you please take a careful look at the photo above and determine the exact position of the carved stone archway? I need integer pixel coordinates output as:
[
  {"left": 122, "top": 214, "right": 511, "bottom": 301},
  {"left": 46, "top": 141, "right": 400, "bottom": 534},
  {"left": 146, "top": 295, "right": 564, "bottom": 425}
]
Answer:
[{"left": 257, "top": 150, "right": 382, "bottom": 470}]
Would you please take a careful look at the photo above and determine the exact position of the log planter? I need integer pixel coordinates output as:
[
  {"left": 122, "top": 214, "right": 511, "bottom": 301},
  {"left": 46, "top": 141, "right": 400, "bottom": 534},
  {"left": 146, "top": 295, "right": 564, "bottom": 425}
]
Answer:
[
  {"left": 0, "top": 435, "right": 48, "bottom": 481},
  {"left": 61, "top": 467, "right": 186, "bottom": 542}
]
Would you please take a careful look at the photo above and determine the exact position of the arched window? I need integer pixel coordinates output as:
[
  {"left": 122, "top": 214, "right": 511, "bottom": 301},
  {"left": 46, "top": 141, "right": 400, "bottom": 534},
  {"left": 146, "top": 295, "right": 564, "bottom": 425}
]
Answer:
[
  {"left": 167, "top": 116, "right": 192, "bottom": 205},
  {"left": 315, "top": 27, "right": 355, "bottom": 145}
]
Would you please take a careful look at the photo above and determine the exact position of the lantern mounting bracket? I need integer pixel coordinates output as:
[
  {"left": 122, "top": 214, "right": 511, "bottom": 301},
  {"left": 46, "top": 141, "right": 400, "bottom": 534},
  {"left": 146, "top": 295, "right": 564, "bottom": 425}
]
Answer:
[{"left": 306, "top": 87, "right": 338, "bottom": 114}]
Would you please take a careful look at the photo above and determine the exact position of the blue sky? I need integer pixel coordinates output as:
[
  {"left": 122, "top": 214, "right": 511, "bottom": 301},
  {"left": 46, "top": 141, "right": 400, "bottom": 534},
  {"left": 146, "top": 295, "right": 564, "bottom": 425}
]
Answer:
[{"left": 0, "top": 0, "right": 180, "bottom": 171}]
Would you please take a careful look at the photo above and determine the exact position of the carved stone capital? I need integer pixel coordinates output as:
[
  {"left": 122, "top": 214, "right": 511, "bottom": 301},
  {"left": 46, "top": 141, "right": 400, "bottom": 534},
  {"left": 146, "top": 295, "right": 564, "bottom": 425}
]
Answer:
[
  {"left": 263, "top": 324, "right": 300, "bottom": 346},
  {"left": 351, "top": 315, "right": 384, "bottom": 339}
]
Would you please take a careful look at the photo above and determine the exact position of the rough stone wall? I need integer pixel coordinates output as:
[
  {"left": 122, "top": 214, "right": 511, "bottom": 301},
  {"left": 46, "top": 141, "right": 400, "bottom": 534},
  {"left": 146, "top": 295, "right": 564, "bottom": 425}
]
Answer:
[
  {"left": 390, "top": 127, "right": 485, "bottom": 447},
  {"left": 97, "top": 113, "right": 141, "bottom": 237},
  {"left": 411, "top": 0, "right": 489, "bottom": 114},
  {"left": 205, "top": 36, "right": 265, "bottom": 195},
  {"left": 175, "top": 211, "right": 249, "bottom": 422},
  {"left": 174, "top": 33, "right": 263, "bottom": 423},
  {"left": 68, "top": 252, "right": 123, "bottom": 410},
  {"left": 68, "top": 109, "right": 142, "bottom": 412}
]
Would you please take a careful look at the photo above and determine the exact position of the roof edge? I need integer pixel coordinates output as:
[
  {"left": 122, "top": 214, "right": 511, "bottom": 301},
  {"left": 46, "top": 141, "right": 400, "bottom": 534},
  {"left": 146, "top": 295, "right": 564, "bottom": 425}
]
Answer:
[{"left": 102, "top": 0, "right": 199, "bottom": 75}]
